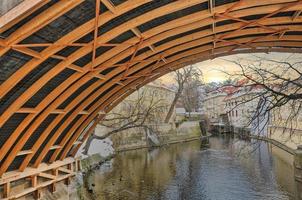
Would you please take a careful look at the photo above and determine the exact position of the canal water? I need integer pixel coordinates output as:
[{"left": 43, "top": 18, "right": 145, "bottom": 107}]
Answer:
[{"left": 83, "top": 136, "right": 301, "bottom": 200}]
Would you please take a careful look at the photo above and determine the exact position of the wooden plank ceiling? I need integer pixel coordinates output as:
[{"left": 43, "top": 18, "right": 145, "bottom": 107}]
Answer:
[{"left": 1, "top": 0, "right": 302, "bottom": 176}]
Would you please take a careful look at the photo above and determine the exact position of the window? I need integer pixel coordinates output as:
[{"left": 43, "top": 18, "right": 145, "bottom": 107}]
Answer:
[{"left": 235, "top": 110, "right": 238, "bottom": 117}]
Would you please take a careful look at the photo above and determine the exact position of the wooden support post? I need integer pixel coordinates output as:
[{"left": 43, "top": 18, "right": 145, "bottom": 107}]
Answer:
[
  {"left": 49, "top": 182, "right": 56, "bottom": 193},
  {"left": 0, "top": 158, "right": 77, "bottom": 199},
  {"left": 49, "top": 169, "right": 58, "bottom": 193},
  {"left": 67, "top": 163, "right": 74, "bottom": 172},
  {"left": 3, "top": 182, "right": 10, "bottom": 198},
  {"left": 73, "top": 162, "right": 77, "bottom": 172},
  {"left": 31, "top": 175, "right": 37, "bottom": 187},
  {"left": 31, "top": 175, "right": 41, "bottom": 200},
  {"left": 77, "top": 160, "right": 82, "bottom": 171},
  {"left": 63, "top": 164, "right": 73, "bottom": 186},
  {"left": 33, "top": 189, "right": 41, "bottom": 199},
  {"left": 53, "top": 168, "right": 59, "bottom": 177},
  {"left": 64, "top": 177, "right": 71, "bottom": 186}
]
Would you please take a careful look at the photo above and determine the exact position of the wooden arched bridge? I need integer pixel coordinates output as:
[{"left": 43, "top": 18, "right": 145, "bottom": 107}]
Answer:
[{"left": 1, "top": 0, "right": 302, "bottom": 198}]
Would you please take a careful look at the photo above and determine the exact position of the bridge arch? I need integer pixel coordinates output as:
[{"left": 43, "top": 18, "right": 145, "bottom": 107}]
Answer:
[{"left": 0, "top": 0, "right": 302, "bottom": 177}]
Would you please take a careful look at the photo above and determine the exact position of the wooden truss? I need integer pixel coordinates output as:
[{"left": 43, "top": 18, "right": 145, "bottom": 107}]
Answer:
[
  {"left": 213, "top": 0, "right": 302, "bottom": 54},
  {"left": 0, "top": 157, "right": 80, "bottom": 199},
  {"left": 1, "top": 0, "right": 302, "bottom": 179}
]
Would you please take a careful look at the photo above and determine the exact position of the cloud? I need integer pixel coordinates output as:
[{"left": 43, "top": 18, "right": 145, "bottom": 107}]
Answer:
[{"left": 158, "top": 52, "right": 302, "bottom": 84}]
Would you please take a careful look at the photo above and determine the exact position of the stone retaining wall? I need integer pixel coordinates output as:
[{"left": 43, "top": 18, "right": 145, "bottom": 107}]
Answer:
[{"left": 113, "top": 121, "right": 201, "bottom": 151}]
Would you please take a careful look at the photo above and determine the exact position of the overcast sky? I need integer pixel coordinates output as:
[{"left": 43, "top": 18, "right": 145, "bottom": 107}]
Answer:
[{"left": 159, "top": 52, "right": 302, "bottom": 84}]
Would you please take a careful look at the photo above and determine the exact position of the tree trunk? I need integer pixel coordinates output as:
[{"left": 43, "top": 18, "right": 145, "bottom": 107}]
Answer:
[{"left": 165, "top": 92, "right": 181, "bottom": 123}]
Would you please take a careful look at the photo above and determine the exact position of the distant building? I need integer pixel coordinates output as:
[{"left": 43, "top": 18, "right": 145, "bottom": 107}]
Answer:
[
  {"left": 203, "top": 86, "right": 232, "bottom": 124},
  {"left": 224, "top": 84, "right": 267, "bottom": 135},
  {"left": 134, "top": 81, "right": 176, "bottom": 123},
  {"left": 203, "top": 79, "right": 269, "bottom": 135},
  {"left": 108, "top": 81, "right": 176, "bottom": 122}
]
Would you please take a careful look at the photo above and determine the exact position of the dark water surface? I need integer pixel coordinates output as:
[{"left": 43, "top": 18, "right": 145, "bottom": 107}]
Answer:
[{"left": 85, "top": 136, "right": 301, "bottom": 200}]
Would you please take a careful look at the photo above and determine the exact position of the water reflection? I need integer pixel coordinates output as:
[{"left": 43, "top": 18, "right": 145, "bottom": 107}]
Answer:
[{"left": 85, "top": 136, "right": 300, "bottom": 200}]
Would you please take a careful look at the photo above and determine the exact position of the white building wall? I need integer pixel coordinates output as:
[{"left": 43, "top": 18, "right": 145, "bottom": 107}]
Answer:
[
  {"left": 225, "top": 89, "right": 268, "bottom": 136},
  {"left": 203, "top": 92, "right": 227, "bottom": 123}
]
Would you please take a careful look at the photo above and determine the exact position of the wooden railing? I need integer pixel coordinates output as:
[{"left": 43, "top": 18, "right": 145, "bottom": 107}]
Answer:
[{"left": 0, "top": 157, "right": 81, "bottom": 199}]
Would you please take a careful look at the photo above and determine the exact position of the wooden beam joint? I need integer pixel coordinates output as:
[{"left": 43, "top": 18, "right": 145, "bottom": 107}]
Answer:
[{"left": 101, "top": 0, "right": 116, "bottom": 14}]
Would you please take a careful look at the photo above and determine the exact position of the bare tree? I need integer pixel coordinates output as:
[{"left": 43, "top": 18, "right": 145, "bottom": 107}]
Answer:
[
  {"left": 182, "top": 74, "right": 203, "bottom": 114},
  {"left": 165, "top": 65, "right": 203, "bottom": 122},
  {"left": 83, "top": 89, "right": 166, "bottom": 155},
  {"left": 223, "top": 54, "right": 302, "bottom": 137}
]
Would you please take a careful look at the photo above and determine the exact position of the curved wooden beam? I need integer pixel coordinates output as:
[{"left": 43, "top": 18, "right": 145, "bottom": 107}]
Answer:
[
  {"left": 55, "top": 40, "right": 302, "bottom": 162},
  {"left": 34, "top": 76, "right": 146, "bottom": 167},
  {"left": 95, "top": 24, "right": 302, "bottom": 71},
  {"left": 0, "top": 0, "right": 151, "bottom": 100},
  {"left": 0, "top": 0, "right": 302, "bottom": 174},
  {"left": 0, "top": 0, "right": 153, "bottom": 162},
  {"left": 0, "top": 0, "right": 298, "bottom": 154},
  {"left": 30, "top": 0, "right": 302, "bottom": 166},
  {"left": 4, "top": 29, "right": 300, "bottom": 175},
  {"left": 94, "top": 9, "right": 302, "bottom": 72},
  {"left": 16, "top": 37, "right": 302, "bottom": 172},
  {"left": 2, "top": 17, "right": 301, "bottom": 164},
  {"left": 1, "top": 0, "right": 301, "bottom": 129},
  {"left": 0, "top": 0, "right": 84, "bottom": 56},
  {"left": 0, "top": 0, "right": 224, "bottom": 168}
]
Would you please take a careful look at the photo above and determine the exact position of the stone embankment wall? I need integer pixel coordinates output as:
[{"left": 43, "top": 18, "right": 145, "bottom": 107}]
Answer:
[
  {"left": 112, "top": 121, "right": 201, "bottom": 151},
  {"left": 269, "top": 127, "right": 302, "bottom": 150}
]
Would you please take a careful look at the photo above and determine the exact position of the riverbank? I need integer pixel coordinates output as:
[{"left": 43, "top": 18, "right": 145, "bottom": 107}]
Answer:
[
  {"left": 234, "top": 131, "right": 302, "bottom": 192},
  {"left": 77, "top": 125, "right": 203, "bottom": 200},
  {"left": 111, "top": 121, "right": 202, "bottom": 152},
  {"left": 249, "top": 135, "right": 295, "bottom": 155},
  {"left": 80, "top": 136, "right": 299, "bottom": 200},
  {"left": 80, "top": 120, "right": 202, "bottom": 165},
  {"left": 116, "top": 135, "right": 201, "bottom": 152}
]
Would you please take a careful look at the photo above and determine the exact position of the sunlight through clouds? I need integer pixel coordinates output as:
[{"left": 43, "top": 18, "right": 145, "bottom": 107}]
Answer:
[{"left": 159, "top": 53, "right": 302, "bottom": 84}]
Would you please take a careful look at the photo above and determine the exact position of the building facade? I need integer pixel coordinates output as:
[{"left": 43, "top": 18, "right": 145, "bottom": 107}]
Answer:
[
  {"left": 224, "top": 85, "right": 268, "bottom": 135},
  {"left": 203, "top": 81, "right": 269, "bottom": 135},
  {"left": 203, "top": 86, "right": 233, "bottom": 124},
  {"left": 203, "top": 91, "right": 227, "bottom": 124}
]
